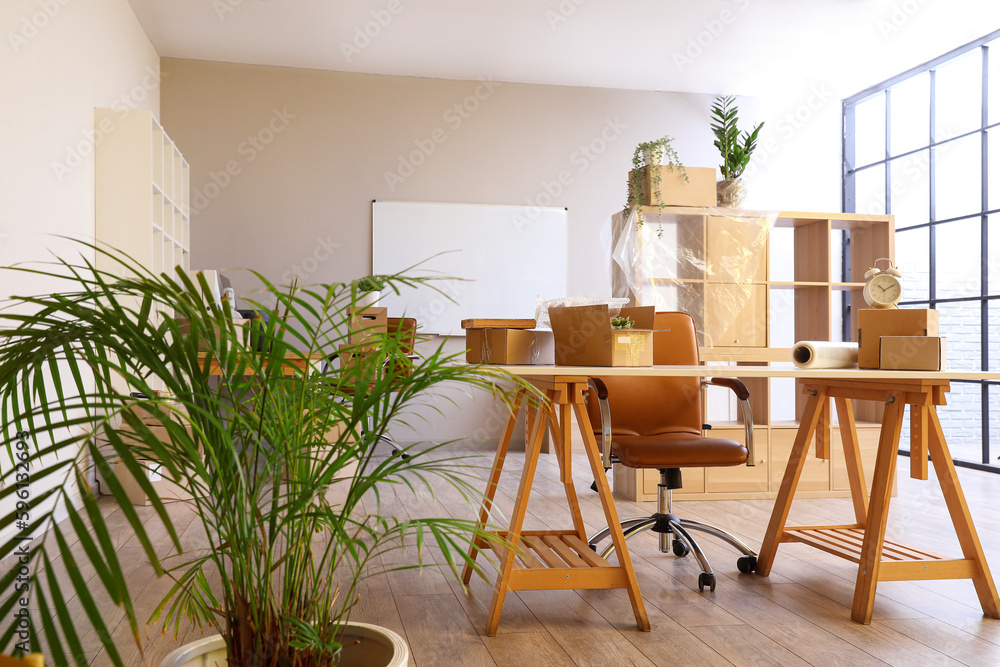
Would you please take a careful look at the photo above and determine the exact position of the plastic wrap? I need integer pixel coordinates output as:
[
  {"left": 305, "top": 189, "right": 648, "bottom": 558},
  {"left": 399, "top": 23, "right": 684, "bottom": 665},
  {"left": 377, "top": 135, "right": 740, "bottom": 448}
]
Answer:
[
  {"left": 534, "top": 294, "right": 629, "bottom": 330},
  {"left": 791, "top": 341, "right": 859, "bottom": 369},
  {"left": 610, "top": 207, "right": 778, "bottom": 346}
]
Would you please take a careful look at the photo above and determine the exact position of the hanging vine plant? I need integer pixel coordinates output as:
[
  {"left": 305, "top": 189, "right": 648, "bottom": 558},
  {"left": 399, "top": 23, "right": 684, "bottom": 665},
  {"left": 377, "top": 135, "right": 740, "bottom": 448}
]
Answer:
[{"left": 625, "top": 136, "right": 687, "bottom": 235}]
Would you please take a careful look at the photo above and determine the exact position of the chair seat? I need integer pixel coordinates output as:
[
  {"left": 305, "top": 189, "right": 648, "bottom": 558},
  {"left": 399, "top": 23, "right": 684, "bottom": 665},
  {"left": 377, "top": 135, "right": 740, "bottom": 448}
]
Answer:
[{"left": 613, "top": 433, "right": 749, "bottom": 469}]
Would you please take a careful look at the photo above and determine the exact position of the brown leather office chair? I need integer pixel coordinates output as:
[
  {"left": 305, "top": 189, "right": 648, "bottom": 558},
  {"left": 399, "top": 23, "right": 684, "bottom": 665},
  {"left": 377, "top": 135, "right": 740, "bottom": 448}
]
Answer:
[{"left": 585, "top": 311, "right": 757, "bottom": 591}]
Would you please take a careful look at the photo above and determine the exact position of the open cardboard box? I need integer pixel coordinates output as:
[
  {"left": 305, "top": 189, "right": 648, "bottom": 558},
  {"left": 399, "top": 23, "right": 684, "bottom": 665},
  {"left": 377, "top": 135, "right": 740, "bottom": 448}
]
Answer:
[{"left": 550, "top": 305, "right": 655, "bottom": 366}]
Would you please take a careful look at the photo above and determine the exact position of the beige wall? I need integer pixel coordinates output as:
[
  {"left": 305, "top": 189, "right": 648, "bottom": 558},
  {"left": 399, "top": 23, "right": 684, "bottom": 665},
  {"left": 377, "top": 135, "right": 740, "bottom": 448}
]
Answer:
[
  {"left": 160, "top": 58, "right": 740, "bottom": 445},
  {"left": 0, "top": 0, "right": 160, "bottom": 531}
]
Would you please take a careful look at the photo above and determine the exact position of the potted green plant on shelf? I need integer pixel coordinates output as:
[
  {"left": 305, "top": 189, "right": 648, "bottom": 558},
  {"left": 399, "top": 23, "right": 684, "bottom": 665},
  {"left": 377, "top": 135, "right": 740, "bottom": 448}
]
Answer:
[
  {"left": 0, "top": 245, "right": 532, "bottom": 666},
  {"left": 710, "top": 95, "right": 764, "bottom": 208},
  {"left": 355, "top": 275, "right": 386, "bottom": 308},
  {"left": 625, "top": 135, "right": 687, "bottom": 230}
]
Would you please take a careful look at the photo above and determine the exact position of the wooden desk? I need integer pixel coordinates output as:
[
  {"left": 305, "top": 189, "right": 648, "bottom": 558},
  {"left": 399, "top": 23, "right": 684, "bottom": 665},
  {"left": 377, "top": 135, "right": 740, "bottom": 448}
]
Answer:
[
  {"left": 461, "top": 374, "right": 650, "bottom": 636},
  {"left": 756, "top": 376, "right": 1000, "bottom": 624},
  {"left": 198, "top": 351, "right": 325, "bottom": 376},
  {"left": 480, "top": 365, "right": 1000, "bottom": 627}
]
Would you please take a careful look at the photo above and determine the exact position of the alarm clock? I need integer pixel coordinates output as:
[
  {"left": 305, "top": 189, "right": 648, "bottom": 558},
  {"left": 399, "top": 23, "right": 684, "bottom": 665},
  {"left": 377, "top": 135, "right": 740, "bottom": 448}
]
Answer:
[{"left": 863, "top": 258, "right": 902, "bottom": 309}]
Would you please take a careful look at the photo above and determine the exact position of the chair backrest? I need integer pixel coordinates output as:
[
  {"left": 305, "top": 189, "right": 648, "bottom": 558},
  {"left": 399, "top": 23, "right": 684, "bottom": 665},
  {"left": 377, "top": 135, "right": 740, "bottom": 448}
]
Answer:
[
  {"left": 386, "top": 317, "right": 418, "bottom": 376},
  {"left": 585, "top": 311, "right": 703, "bottom": 437}
]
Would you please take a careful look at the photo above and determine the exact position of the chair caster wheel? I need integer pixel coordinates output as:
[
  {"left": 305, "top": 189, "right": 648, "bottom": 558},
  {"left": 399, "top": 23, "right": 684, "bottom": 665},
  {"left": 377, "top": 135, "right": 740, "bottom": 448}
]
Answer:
[
  {"left": 671, "top": 539, "right": 690, "bottom": 557},
  {"left": 590, "top": 480, "right": 598, "bottom": 492},
  {"left": 737, "top": 555, "right": 757, "bottom": 574},
  {"left": 588, "top": 543, "right": 598, "bottom": 552},
  {"left": 698, "top": 572, "right": 716, "bottom": 592}
]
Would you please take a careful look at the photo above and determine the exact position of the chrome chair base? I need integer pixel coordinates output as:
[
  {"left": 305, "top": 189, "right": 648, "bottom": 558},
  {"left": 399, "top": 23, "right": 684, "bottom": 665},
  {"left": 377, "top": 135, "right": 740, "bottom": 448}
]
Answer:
[{"left": 588, "top": 469, "right": 758, "bottom": 591}]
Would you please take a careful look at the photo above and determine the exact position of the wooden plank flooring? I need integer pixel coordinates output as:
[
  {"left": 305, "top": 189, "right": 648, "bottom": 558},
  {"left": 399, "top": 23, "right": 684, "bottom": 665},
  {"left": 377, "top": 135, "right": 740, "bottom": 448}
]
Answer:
[{"left": 20, "top": 447, "right": 1000, "bottom": 666}]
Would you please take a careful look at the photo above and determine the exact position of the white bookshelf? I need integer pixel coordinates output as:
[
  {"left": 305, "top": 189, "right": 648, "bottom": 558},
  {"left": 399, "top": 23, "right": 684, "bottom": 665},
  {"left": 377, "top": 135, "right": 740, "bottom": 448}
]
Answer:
[{"left": 95, "top": 108, "right": 190, "bottom": 280}]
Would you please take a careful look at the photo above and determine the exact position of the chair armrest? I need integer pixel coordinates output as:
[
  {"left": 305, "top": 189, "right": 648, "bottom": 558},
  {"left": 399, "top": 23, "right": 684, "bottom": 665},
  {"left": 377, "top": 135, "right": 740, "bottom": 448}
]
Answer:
[
  {"left": 703, "top": 377, "right": 755, "bottom": 467},
  {"left": 587, "top": 378, "right": 613, "bottom": 471}
]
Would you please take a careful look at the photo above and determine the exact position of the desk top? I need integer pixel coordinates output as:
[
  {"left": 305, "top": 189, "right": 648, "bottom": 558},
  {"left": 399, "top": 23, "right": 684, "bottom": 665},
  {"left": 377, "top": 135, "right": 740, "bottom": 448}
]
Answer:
[{"left": 491, "top": 364, "right": 1000, "bottom": 382}]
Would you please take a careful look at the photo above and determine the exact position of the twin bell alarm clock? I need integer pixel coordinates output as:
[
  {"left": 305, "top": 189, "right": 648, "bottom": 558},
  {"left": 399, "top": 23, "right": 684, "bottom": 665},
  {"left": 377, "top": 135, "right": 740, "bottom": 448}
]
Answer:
[{"left": 863, "top": 257, "right": 902, "bottom": 309}]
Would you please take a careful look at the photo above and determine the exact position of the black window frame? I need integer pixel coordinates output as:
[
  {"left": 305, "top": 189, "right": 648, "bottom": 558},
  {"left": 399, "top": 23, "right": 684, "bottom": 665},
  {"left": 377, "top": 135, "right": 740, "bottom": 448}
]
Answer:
[{"left": 843, "top": 28, "right": 1000, "bottom": 473}]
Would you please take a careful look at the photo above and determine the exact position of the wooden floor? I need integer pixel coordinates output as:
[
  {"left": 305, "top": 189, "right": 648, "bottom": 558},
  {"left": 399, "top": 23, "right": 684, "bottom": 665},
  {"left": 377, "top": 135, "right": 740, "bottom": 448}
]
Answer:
[{"left": 34, "top": 448, "right": 1000, "bottom": 666}]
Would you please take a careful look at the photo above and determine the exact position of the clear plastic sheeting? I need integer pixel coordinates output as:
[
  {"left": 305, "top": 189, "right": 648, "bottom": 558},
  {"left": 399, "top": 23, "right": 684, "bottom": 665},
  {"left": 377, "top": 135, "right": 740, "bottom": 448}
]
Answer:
[
  {"left": 534, "top": 294, "right": 629, "bottom": 330},
  {"left": 610, "top": 207, "right": 778, "bottom": 347}
]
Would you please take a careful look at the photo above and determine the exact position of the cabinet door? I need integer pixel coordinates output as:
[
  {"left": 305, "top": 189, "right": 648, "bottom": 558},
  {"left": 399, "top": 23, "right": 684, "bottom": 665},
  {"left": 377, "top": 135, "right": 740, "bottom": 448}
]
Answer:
[
  {"left": 704, "top": 284, "right": 768, "bottom": 347},
  {"left": 769, "top": 426, "right": 831, "bottom": 492},
  {"left": 704, "top": 427, "right": 768, "bottom": 492},
  {"left": 706, "top": 215, "right": 768, "bottom": 283}
]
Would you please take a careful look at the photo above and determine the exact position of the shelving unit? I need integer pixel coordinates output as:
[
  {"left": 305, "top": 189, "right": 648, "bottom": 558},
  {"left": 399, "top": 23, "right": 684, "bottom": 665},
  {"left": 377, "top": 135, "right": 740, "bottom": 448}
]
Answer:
[
  {"left": 611, "top": 207, "right": 895, "bottom": 502},
  {"left": 95, "top": 108, "right": 190, "bottom": 281},
  {"left": 95, "top": 109, "right": 191, "bottom": 392}
]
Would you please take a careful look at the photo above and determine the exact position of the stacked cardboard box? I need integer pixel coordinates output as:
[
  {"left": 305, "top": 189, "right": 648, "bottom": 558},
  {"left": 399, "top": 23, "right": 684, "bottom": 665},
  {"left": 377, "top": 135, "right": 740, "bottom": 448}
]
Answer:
[
  {"left": 110, "top": 397, "right": 198, "bottom": 506},
  {"left": 462, "top": 319, "right": 554, "bottom": 365},
  {"left": 858, "top": 309, "right": 946, "bottom": 371}
]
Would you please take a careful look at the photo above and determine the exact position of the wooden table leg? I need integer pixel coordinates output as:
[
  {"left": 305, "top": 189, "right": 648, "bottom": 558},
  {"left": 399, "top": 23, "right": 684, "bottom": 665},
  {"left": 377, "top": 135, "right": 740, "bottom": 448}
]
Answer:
[
  {"left": 574, "top": 402, "right": 650, "bottom": 632},
  {"left": 546, "top": 401, "right": 587, "bottom": 542},
  {"left": 756, "top": 387, "right": 828, "bottom": 576},
  {"left": 834, "top": 397, "right": 869, "bottom": 526},
  {"left": 926, "top": 408, "right": 1000, "bottom": 618},
  {"left": 486, "top": 403, "right": 547, "bottom": 636},
  {"left": 462, "top": 392, "right": 523, "bottom": 585},
  {"left": 852, "top": 391, "right": 904, "bottom": 624},
  {"left": 910, "top": 404, "right": 929, "bottom": 481}
]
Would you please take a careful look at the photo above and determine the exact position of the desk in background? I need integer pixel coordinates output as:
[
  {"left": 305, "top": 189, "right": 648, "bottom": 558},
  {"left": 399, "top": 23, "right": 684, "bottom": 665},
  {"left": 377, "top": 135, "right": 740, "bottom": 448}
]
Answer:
[{"left": 485, "top": 365, "right": 1000, "bottom": 626}]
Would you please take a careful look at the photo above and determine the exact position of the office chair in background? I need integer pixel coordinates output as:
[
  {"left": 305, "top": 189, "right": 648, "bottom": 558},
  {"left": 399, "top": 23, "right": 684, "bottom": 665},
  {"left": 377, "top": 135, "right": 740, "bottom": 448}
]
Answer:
[
  {"left": 328, "top": 316, "right": 419, "bottom": 458},
  {"left": 585, "top": 311, "right": 758, "bottom": 591}
]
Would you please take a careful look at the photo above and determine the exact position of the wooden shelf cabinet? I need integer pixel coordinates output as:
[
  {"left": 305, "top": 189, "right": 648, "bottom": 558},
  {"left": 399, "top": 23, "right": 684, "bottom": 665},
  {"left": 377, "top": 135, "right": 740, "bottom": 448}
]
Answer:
[{"left": 611, "top": 207, "right": 895, "bottom": 502}]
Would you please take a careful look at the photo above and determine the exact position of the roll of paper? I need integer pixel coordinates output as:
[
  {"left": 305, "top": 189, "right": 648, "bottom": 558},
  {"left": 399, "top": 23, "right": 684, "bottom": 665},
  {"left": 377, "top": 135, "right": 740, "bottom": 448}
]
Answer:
[{"left": 791, "top": 341, "right": 859, "bottom": 369}]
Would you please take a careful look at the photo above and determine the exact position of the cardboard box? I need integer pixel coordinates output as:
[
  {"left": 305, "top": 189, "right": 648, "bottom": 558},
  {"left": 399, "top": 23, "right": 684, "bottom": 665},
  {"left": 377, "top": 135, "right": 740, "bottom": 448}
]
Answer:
[
  {"left": 465, "top": 329, "right": 554, "bottom": 364},
  {"left": 550, "top": 305, "right": 654, "bottom": 366},
  {"left": 857, "top": 308, "right": 939, "bottom": 369},
  {"left": 880, "top": 336, "right": 947, "bottom": 371},
  {"left": 114, "top": 458, "right": 193, "bottom": 506},
  {"left": 175, "top": 317, "right": 251, "bottom": 351},
  {"left": 348, "top": 307, "right": 388, "bottom": 347},
  {"left": 628, "top": 166, "right": 716, "bottom": 207}
]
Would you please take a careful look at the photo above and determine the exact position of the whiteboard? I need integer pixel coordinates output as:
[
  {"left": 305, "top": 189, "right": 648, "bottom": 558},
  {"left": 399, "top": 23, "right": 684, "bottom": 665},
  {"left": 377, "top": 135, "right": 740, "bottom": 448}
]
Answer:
[{"left": 372, "top": 201, "right": 568, "bottom": 335}]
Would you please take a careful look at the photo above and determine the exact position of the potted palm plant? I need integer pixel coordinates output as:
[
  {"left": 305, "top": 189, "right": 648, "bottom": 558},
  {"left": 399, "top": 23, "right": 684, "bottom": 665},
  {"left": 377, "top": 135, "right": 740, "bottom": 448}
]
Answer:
[
  {"left": 0, "top": 244, "right": 531, "bottom": 666},
  {"left": 710, "top": 95, "right": 764, "bottom": 208}
]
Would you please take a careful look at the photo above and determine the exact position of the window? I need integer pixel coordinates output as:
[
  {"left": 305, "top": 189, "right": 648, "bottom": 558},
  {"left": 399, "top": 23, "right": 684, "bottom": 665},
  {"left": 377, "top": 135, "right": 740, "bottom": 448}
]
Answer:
[{"left": 843, "top": 29, "right": 1000, "bottom": 472}]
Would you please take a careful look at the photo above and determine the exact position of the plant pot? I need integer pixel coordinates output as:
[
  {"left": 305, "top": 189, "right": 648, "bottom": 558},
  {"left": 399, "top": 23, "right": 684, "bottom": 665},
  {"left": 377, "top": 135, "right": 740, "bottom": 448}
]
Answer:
[
  {"left": 357, "top": 290, "right": 382, "bottom": 308},
  {"left": 160, "top": 623, "right": 409, "bottom": 667},
  {"left": 716, "top": 178, "right": 746, "bottom": 208},
  {"left": 642, "top": 146, "right": 663, "bottom": 167}
]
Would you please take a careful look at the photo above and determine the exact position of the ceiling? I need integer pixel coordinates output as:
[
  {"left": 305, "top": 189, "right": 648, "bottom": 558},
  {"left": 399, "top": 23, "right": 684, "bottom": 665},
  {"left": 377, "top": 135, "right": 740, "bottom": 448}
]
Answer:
[{"left": 129, "top": 0, "right": 1000, "bottom": 99}]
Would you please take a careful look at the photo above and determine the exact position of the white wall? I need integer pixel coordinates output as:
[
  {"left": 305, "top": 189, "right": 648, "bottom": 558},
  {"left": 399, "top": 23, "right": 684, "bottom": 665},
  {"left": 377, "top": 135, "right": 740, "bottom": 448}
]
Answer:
[{"left": 0, "top": 0, "right": 160, "bottom": 534}]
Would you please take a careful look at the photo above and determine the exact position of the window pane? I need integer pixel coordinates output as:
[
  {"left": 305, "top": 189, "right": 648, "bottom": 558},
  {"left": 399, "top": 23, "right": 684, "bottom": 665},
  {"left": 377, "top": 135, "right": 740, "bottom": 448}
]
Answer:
[
  {"left": 935, "top": 218, "right": 981, "bottom": 299},
  {"left": 854, "top": 93, "right": 886, "bottom": 168},
  {"left": 935, "top": 134, "right": 982, "bottom": 221},
  {"left": 855, "top": 164, "right": 885, "bottom": 215},
  {"left": 989, "top": 214, "right": 1000, "bottom": 296},
  {"left": 990, "top": 384, "right": 1000, "bottom": 464},
  {"left": 989, "top": 129, "right": 1000, "bottom": 210},
  {"left": 896, "top": 226, "right": 930, "bottom": 303},
  {"left": 889, "top": 73, "right": 930, "bottom": 156},
  {"left": 936, "top": 48, "right": 983, "bottom": 138},
  {"left": 989, "top": 39, "right": 1000, "bottom": 126},
  {"left": 988, "top": 298, "right": 1000, "bottom": 371},
  {"left": 888, "top": 151, "right": 930, "bottom": 226},
  {"left": 937, "top": 301, "right": 982, "bottom": 371},
  {"left": 938, "top": 382, "right": 983, "bottom": 464}
]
